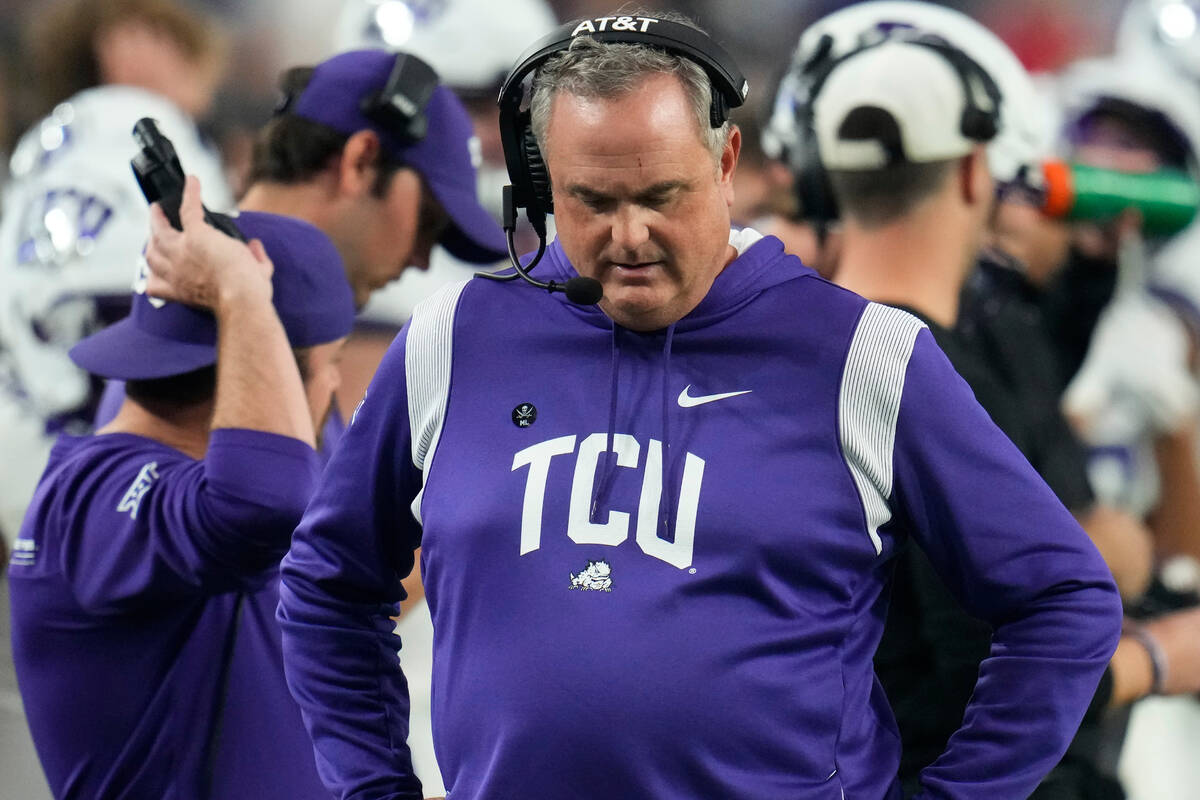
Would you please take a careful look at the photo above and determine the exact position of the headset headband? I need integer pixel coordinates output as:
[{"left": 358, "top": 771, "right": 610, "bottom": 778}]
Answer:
[
  {"left": 274, "top": 52, "right": 440, "bottom": 147},
  {"left": 805, "top": 31, "right": 1002, "bottom": 149},
  {"left": 497, "top": 14, "right": 749, "bottom": 236},
  {"left": 499, "top": 16, "right": 749, "bottom": 128}
]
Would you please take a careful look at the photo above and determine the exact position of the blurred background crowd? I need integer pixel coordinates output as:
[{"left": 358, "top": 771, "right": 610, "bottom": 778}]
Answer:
[
  {"left": 0, "top": 0, "right": 1143, "bottom": 202},
  {"left": 3, "top": 0, "right": 1200, "bottom": 798}
]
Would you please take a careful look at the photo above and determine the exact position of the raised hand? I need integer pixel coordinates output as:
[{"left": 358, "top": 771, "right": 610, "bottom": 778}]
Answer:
[{"left": 143, "top": 175, "right": 272, "bottom": 311}]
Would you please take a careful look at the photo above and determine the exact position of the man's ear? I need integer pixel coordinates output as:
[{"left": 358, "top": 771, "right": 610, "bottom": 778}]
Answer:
[
  {"left": 960, "top": 144, "right": 993, "bottom": 207},
  {"left": 337, "top": 130, "right": 383, "bottom": 196},
  {"left": 719, "top": 124, "right": 742, "bottom": 208}
]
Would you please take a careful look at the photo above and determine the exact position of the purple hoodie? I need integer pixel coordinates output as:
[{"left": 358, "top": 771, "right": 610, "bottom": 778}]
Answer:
[{"left": 279, "top": 231, "right": 1122, "bottom": 799}]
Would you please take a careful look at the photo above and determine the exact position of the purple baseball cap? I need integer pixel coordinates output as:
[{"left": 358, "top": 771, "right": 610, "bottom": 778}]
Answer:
[
  {"left": 69, "top": 211, "right": 355, "bottom": 381},
  {"left": 291, "top": 49, "right": 507, "bottom": 264}
]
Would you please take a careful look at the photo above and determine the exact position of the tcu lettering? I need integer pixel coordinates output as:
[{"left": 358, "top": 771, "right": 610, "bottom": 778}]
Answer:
[
  {"left": 511, "top": 433, "right": 704, "bottom": 570},
  {"left": 571, "top": 16, "right": 659, "bottom": 36}
]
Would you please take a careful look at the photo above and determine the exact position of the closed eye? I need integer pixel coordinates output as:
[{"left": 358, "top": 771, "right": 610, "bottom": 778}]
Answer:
[
  {"left": 582, "top": 195, "right": 615, "bottom": 212},
  {"left": 566, "top": 180, "right": 688, "bottom": 212},
  {"left": 635, "top": 181, "right": 686, "bottom": 209},
  {"left": 567, "top": 187, "right": 614, "bottom": 212},
  {"left": 638, "top": 192, "right": 672, "bottom": 209}
]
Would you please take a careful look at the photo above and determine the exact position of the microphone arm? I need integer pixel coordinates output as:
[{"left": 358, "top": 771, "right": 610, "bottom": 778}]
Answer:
[{"left": 475, "top": 186, "right": 603, "bottom": 306}]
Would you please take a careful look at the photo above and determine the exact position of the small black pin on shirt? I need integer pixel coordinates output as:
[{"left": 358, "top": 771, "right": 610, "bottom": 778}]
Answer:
[{"left": 512, "top": 403, "right": 537, "bottom": 428}]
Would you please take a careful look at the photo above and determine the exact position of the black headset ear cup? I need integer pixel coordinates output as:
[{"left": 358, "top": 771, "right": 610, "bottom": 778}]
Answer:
[
  {"left": 961, "top": 107, "right": 998, "bottom": 142},
  {"left": 523, "top": 127, "right": 553, "bottom": 215},
  {"left": 907, "top": 37, "right": 1001, "bottom": 144}
]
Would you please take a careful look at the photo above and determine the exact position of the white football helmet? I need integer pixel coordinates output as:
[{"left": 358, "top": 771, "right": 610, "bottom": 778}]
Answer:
[
  {"left": 1117, "top": 0, "right": 1200, "bottom": 84},
  {"left": 0, "top": 85, "right": 232, "bottom": 544},
  {"left": 333, "top": 0, "right": 557, "bottom": 91},
  {"left": 1053, "top": 51, "right": 1200, "bottom": 176},
  {"left": 767, "top": 1, "right": 1042, "bottom": 188}
]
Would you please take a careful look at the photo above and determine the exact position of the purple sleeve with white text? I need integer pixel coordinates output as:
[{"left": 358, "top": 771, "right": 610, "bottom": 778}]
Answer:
[{"left": 66, "top": 428, "right": 320, "bottom": 614}]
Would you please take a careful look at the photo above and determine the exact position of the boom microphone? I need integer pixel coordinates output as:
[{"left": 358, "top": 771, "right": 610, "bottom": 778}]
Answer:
[
  {"left": 563, "top": 275, "right": 604, "bottom": 305},
  {"left": 476, "top": 186, "right": 604, "bottom": 305}
]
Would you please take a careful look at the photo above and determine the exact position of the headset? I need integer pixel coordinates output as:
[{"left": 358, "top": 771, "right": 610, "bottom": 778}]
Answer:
[
  {"left": 786, "top": 27, "right": 1003, "bottom": 224},
  {"left": 361, "top": 53, "right": 440, "bottom": 143},
  {"left": 779, "top": 34, "right": 841, "bottom": 227},
  {"left": 275, "top": 52, "right": 440, "bottom": 147},
  {"left": 479, "top": 15, "right": 749, "bottom": 305},
  {"left": 815, "top": 35, "right": 1002, "bottom": 145}
]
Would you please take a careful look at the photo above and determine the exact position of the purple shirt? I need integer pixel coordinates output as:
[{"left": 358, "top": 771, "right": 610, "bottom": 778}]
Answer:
[
  {"left": 8, "top": 428, "right": 327, "bottom": 799},
  {"left": 96, "top": 380, "right": 347, "bottom": 461},
  {"left": 279, "top": 234, "right": 1122, "bottom": 799}
]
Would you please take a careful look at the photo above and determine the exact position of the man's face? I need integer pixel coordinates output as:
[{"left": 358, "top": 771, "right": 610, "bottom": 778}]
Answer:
[
  {"left": 1072, "top": 114, "right": 1164, "bottom": 175},
  {"left": 543, "top": 72, "right": 740, "bottom": 331},
  {"left": 990, "top": 199, "right": 1072, "bottom": 287},
  {"left": 337, "top": 168, "right": 448, "bottom": 308},
  {"left": 95, "top": 20, "right": 220, "bottom": 118},
  {"left": 1069, "top": 112, "right": 1166, "bottom": 261}
]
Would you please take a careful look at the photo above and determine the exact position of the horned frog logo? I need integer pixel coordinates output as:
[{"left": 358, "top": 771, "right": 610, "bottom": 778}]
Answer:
[{"left": 569, "top": 559, "right": 613, "bottom": 592}]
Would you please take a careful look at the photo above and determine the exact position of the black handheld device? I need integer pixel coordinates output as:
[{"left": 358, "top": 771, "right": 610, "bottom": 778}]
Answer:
[{"left": 130, "top": 117, "right": 244, "bottom": 240}]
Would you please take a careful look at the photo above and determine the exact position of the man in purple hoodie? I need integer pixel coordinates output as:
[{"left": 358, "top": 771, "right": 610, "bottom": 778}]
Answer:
[
  {"left": 8, "top": 179, "right": 354, "bottom": 799},
  {"left": 278, "top": 11, "right": 1124, "bottom": 800}
]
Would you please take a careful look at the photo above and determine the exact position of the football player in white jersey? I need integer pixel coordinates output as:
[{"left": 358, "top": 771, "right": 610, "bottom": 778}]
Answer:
[
  {"left": 1053, "top": 53, "right": 1200, "bottom": 532},
  {"left": 1061, "top": 20, "right": 1200, "bottom": 794},
  {"left": 0, "top": 0, "right": 232, "bottom": 553}
]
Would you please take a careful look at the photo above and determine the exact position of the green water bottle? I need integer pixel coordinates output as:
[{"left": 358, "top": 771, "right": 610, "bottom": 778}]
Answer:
[{"left": 1040, "top": 161, "right": 1200, "bottom": 237}]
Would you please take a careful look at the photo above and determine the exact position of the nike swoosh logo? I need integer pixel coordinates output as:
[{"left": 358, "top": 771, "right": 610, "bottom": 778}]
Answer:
[{"left": 677, "top": 385, "right": 753, "bottom": 408}]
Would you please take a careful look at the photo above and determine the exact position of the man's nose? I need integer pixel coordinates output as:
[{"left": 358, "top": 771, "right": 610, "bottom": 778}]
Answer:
[
  {"left": 611, "top": 205, "right": 651, "bottom": 252},
  {"left": 410, "top": 241, "right": 434, "bottom": 271}
]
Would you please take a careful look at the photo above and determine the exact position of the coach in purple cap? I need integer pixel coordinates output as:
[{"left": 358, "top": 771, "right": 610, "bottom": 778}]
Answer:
[
  {"left": 9, "top": 179, "right": 352, "bottom": 800},
  {"left": 242, "top": 48, "right": 507, "bottom": 309},
  {"left": 226, "top": 47, "right": 508, "bottom": 474}
]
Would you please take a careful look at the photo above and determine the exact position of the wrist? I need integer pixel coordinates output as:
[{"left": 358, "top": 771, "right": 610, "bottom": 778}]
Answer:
[
  {"left": 215, "top": 279, "right": 272, "bottom": 317},
  {"left": 1123, "top": 621, "right": 1169, "bottom": 696},
  {"left": 1110, "top": 635, "right": 1154, "bottom": 706}
]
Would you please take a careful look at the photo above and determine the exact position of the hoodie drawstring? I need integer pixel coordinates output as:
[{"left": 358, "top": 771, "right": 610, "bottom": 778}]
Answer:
[
  {"left": 660, "top": 323, "right": 677, "bottom": 541},
  {"left": 590, "top": 320, "right": 677, "bottom": 541},
  {"left": 590, "top": 319, "right": 622, "bottom": 522}
]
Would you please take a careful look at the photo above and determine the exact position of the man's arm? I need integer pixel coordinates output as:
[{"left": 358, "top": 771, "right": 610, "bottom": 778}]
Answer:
[
  {"left": 278, "top": 324, "right": 426, "bottom": 800},
  {"left": 143, "top": 176, "right": 314, "bottom": 446},
  {"left": 1147, "top": 420, "right": 1200, "bottom": 563},
  {"left": 64, "top": 178, "right": 322, "bottom": 611},
  {"left": 63, "top": 429, "right": 321, "bottom": 612},
  {"left": 892, "top": 329, "right": 1123, "bottom": 800}
]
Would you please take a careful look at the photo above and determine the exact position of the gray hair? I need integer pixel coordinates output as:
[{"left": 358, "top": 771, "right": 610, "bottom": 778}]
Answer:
[{"left": 529, "top": 15, "right": 731, "bottom": 163}]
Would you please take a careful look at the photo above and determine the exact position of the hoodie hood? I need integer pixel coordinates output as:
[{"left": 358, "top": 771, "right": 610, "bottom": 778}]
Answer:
[{"left": 536, "top": 229, "right": 814, "bottom": 331}]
